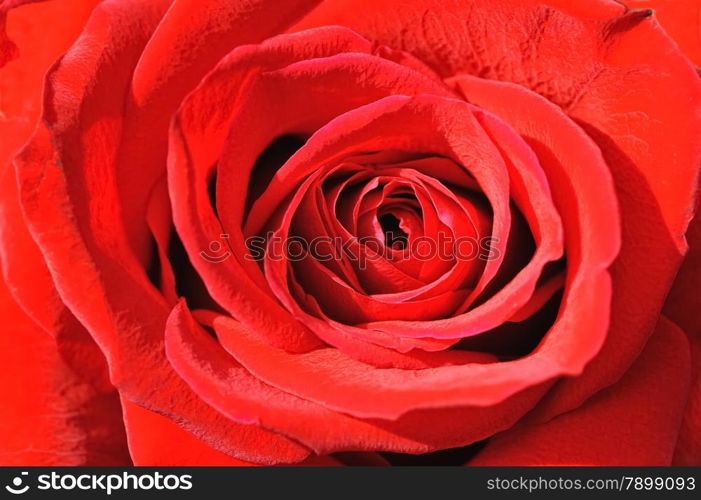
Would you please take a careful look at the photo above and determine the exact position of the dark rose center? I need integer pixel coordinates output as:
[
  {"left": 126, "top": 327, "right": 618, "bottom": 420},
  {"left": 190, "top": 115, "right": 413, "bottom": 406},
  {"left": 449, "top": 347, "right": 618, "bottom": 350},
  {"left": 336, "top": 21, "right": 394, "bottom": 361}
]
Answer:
[{"left": 378, "top": 212, "right": 409, "bottom": 249}]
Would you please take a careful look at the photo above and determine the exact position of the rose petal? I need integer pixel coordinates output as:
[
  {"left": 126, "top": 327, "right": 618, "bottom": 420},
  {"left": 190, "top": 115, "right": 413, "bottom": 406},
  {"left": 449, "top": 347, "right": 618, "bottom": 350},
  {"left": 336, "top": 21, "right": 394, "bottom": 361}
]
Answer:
[
  {"left": 121, "top": 399, "right": 255, "bottom": 466},
  {"left": 452, "top": 74, "right": 631, "bottom": 420},
  {"left": 0, "top": 0, "right": 100, "bottom": 165},
  {"left": 0, "top": 273, "right": 130, "bottom": 465},
  {"left": 16, "top": 0, "right": 314, "bottom": 464},
  {"left": 469, "top": 316, "right": 691, "bottom": 465},
  {"left": 0, "top": 1, "right": 100, "bottom": 323},
  {"left": 0, "top": 0, "right": 44, "bottom": 68},
  {"left": 259, "top": 95, "right": 562, "bottom": 344},
  {"left": 624, "top": 0, "right": 701, "bottom": 66},
  {"left": 664, "top": 191, "right": 701, "bottom": 465},
  {"left": 294, "top": 0, "right": 626, "bottom": 80},
  {"left": 23, "top": 123, "right": 315, "bottom": 464},
  {"left": 117, "top": 0, "right": 325, "bottom": 264},
  {"left": 124, "top": 377, "right": 343, "bottom": 466},
  {"left": 169, "top": 28, "right": 453, "bottom": 354},
  {"left": 214, "top": 306, "right": 553, "bottom": 420},
  {"left": 664, "top": 194, "right": 701, "bottom": 339},
  {"left": 166, "top": 302, "right": 550, "bottom": 454},
  {"left": 296, "top": 0, "right": 701, "bottom": 415},
  {"left": 672, "top": 333, "right": 701, "bottom": 465},
  {"left": 219, "top": 94, "right": 614, "bottom": 421}
]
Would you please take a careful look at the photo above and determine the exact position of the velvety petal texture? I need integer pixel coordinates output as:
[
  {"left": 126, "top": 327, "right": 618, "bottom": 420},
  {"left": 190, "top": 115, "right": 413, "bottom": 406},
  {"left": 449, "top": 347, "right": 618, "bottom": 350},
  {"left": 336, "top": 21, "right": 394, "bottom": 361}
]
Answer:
[
  {"left": 12, "top": 0, "right": 327, "bottom": 464},
  {"left": 625, "top": 0, "right": 701, "bottom": 66},
  {"left": 469, "top": 317, "right": 691, "bottom": 465},
  {"left": 1, "top": 0, "right": 699, "bottom": 465},
  {"left": 296, "top": 0, "right": 701, "bottom": 423},
  {"left": 664, "top": 190, "right": 701, "bottom": 465},
  {"left": 0, "top": 270, "right": 130, "bottom": 465}
]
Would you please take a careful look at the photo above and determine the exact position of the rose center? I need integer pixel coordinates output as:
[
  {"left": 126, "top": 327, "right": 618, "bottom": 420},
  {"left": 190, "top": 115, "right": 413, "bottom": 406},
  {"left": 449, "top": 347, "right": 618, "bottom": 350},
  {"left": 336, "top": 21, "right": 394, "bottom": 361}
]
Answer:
[{"left": 378, "top": 212, "right": 409, "bottom": 250}]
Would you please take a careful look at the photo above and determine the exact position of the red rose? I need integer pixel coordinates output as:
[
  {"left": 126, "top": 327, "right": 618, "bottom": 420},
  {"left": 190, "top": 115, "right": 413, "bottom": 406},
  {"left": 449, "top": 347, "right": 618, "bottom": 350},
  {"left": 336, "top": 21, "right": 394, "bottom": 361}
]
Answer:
[{"left": 0, "top": 0, "right": 699, "bottom": 466}]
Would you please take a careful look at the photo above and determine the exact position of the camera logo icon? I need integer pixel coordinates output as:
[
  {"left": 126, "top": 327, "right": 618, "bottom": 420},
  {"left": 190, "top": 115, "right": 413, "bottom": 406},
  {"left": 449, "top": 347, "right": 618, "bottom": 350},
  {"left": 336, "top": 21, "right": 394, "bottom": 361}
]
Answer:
[
  {"left": 200, "top": 234, "right": 232, "bottom": 263},
  {"left": 5, "top": 472, "right": 29, "bottom": 495}
]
